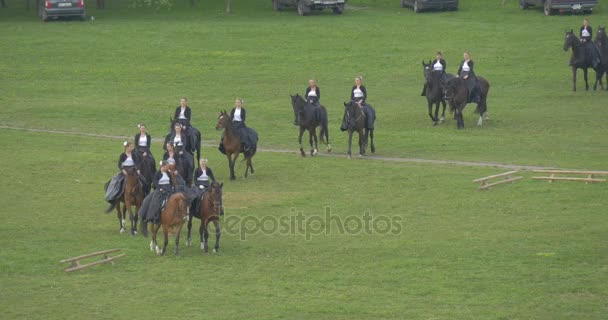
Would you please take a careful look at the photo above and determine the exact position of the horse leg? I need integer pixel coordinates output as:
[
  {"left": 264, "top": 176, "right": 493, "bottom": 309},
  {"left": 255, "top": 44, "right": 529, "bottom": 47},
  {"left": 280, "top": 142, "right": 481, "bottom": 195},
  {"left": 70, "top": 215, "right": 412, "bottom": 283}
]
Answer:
[
  {"left": 115, "top": 202, "right": 123, "bottom": 234},
  {"left": 312, "top": 130, "right": 318, "bottom": 156},
  {"left": 370, "top": 129, "right": 375, "bottom": 154},
  {"left": 347, "top": 130, "right": 354, "bottom": 158},
  {"left": 161, "top": 225, "right": 169, "bottom": 256},
  {"left": 153, "top": 224, "right": 162, "bottom": 254},
  {"left": 196, "top": 132, "right": 201, "bottom": 162},
  {"left": 433, "top": 101, "right": 441, "bottom": 126},
  {"left": 227, "top": 153, "right": 235, "bottom": 180},
  {"left": 308, "top": 130, "right": 314, "bottom": 156},
  {"left": 199, "top": 221, "right": 205, "bottom": 251},
  {"left": 202, "top": 222, "right": 209, "bottom": 253},
  {"left": 299, "top": 127, "right": 306, "bottom": 157},
  {"left": 440, "top": 100, "right": 446, "bottom": 123},
  {"left": 583, "top": 68, "right": 589, "bottom": 91},
  {"left": 213, "top": 220, "right": 221, "bottom": 254},
  {"left": 247, "top": 157, "right": 254, "bottom": 175},
  {"left": 174, "top": 223, "right": 183, "bottom": 256},
  {"left": 427, "top": 100, "right": 435, "bottom": 123},
  {"left": 186, "top": 214, "right": 193, "bottom": 246},
  {"left": 572, "top": 67, "right": 577, "bottom": 92},
  {"left": 359, "top": 130, "right": 365, "bottom": 156}
]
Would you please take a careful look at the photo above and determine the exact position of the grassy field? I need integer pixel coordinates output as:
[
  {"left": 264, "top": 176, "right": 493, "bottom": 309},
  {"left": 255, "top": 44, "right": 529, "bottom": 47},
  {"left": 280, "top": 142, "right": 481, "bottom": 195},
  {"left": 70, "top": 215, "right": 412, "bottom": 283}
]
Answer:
[{"left": 1, "top": 0, "right": 607, "bottom": 319}]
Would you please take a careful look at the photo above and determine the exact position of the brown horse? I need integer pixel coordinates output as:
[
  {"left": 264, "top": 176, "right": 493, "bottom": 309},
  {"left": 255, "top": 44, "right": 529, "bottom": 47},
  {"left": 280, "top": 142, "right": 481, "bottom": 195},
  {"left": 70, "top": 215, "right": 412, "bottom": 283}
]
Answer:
[
  {"left": 186, "top": 181, "right": 224, "bottom": 253},
  {"left": 150, "top": 192, "right": 191, "bottom": 256},
  {"left": 215, "top": 111, "right": 256, "bottom": 180},
  {"left": 110, "top": 167, "right": 144, "bottom": 235}
]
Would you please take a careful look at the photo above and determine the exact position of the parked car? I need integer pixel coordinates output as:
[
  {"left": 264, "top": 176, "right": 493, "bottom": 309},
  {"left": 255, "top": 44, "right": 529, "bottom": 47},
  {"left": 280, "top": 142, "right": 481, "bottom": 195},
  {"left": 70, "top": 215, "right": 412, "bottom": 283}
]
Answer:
[
  {"left": 272, "top": 0, "right": 347, "bottom": 16},
  {"left": 400, "top": 0, "right": 458, "bottom": 13},
  {"left": 519, "top": 0, "right": 598, "bottom": 15},
  {"left": 38, "top": 0, "right": 86, "bottom": 22}
]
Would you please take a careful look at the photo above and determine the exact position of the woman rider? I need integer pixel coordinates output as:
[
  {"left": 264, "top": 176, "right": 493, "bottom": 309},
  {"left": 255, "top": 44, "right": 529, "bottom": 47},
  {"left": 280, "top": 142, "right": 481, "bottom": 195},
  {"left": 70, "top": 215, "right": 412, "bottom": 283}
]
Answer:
[
  {"left": 134, "top": 123, "right": 156, "bottom": 179},
  {"left": 342, "top": 76, "right": 375, "bottom": 131},
  {"left": 191, "top": 158, "right": 217, "bottom": 215},
  {"left": 139, "top": 160, "right": 175, "bottom": 224},
  {"left": 105, "top": 141, "right": 141, "bottom": 210},
  {"left": 580, "top": 18, "right": 601, "bottom": 68},
  {"left": 231, "top": 98, "right": 254, "bottom": 153},
  {"left": 457, "top": 51, "right": 480, "bottom": 103},
  {"left": 421, "top": 51, "right": 447, "bottom": 96},
  {"left": 164, "top": 123, "right": 194, "bottom": 185},
  {"left": 305, "top": 79, "right": 320, "bottom": 106},
  {"left": 174, "top": 97, "right": 192, "bottom": 128}
]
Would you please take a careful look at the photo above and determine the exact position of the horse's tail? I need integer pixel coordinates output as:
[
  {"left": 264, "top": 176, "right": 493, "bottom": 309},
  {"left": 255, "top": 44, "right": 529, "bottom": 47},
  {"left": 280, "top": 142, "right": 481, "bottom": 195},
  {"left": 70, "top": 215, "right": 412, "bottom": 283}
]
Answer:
[
  {"left": 475, "top": 77, "right": 490, "bottom": 114},
  {"left": 319, "top": 107, "right": 329, "bottom": 144},
  {"left": 105, "top": 200, "right": 115, "bottom": 213}
]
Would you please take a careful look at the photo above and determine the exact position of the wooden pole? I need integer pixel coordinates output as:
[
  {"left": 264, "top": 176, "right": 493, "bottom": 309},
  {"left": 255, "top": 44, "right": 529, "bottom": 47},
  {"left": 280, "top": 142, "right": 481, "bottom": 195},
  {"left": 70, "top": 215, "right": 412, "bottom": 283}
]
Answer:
[{"left": 226, "top": 0, "right": 231, "bottom": 14}]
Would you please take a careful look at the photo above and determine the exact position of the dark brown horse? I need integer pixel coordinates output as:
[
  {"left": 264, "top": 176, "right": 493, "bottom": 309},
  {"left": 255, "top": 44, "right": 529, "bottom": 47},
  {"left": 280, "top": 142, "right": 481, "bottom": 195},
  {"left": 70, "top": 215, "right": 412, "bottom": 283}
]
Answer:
[
  {"left": 343, "top": 100, "right": 375, "bottom": 158},
  {"left": 290, "top": 94, "right": 331, "bottom": 157},
  {"left": 594, "top": 27, "right": 608, "bottom": 90},
  {"left": 215, "top": 111, "right": 256, "bottom": 180},
  {"left": 563, "top": 30, "right": 603, "bottom": 91},
  {"left": 422, "top": 60, "right": 455, "bottom": 126},
  {"left": 186, "top": 181, "right": 224, "bottom": 253},
  {"left": 150, "top": 192, "right": 191, "bottom": 256},
  {"left": 444, "top": 76, "right": 491, "bottom": 129},
  {"left": 110, "top": 167, "right": 144, "bottom": 235}
]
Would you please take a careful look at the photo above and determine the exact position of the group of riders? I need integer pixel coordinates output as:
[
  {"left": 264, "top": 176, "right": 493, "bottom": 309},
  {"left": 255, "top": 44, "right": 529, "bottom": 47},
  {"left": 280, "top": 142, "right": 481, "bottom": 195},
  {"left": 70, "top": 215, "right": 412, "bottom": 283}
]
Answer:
[
  {"left": 104, "top": 97, "right": 238, "bottom": 225},
  {"left": 421, "top": 50, "right": 481, "bottom": 104},
  {"left": 298, "top": 77, "right": 376, "bottom": 131}
]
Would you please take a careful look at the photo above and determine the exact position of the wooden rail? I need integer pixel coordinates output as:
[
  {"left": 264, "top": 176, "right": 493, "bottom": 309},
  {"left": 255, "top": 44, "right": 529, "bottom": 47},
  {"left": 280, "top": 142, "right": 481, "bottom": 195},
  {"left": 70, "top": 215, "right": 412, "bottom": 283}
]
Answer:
[
  {"left": 473, "top": 171, "right": 522, "bottom": 190},
  {"left": 60, "top": 249, "right": 125, "bottom": 272},
  {"left": 531, "top": 170, "right": 608, "bottom": 184}
]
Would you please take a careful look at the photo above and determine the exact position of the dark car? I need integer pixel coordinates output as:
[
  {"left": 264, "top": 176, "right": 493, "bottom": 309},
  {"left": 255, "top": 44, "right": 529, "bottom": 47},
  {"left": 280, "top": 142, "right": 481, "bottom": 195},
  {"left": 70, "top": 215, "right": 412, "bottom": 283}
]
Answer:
[
  {"left": 519, "top": 0, "right": 598, "bottom": 15},
  {"left": 400, "top": 0, "right": 458, "bottom": 13},
  {"left": 272, "top": 0, "right": 347, "bottom": 16},
  {"left": 38, "top": 0, "right": 86, "bottom": 21}
]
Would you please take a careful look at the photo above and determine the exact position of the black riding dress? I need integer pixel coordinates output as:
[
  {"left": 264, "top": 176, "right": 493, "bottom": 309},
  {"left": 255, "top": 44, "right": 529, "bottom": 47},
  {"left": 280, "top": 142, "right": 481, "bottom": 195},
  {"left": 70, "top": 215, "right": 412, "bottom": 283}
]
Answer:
[
  {"left": 457, "top": 59, "right": 479, "bottom": 103},
  {"left": 139, "top": 171, "right": 174, "bottom": 224},
  {"left": 105, "top": 152, "right": 141, "bottom": 202}
]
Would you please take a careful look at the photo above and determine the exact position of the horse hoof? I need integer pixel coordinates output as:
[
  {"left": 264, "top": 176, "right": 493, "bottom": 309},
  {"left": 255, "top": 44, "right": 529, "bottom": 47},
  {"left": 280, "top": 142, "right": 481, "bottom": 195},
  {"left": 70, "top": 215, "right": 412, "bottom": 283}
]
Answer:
[
  {"left": 155, "top": 246, "right": 162, "bottom": 255},
  {"left": 433, "top": 122, "right": 438, "bottom": 126},
  {"left": 440, "top": 117, "right": 445, "bottom": 123},
  {"left": 359, "top": 154, "right": 363, "bottom": 157},
  {"left": 150, "top": 241, "right": 155, "bottom": 251},
  {"left": 200, "top": 243, "right": 205, "bottom": 250},
  {"left": 212, "top": 249, "right": 217, "bottom": 254},
  {"left": 120, "top": 228, "right": 126, "bottom": 234},
  {"left": 186, "top": 239, "right": 191, "bottom": 247},
  {"left": 313, "top": 149, "right": 318, "bottom": 156}
]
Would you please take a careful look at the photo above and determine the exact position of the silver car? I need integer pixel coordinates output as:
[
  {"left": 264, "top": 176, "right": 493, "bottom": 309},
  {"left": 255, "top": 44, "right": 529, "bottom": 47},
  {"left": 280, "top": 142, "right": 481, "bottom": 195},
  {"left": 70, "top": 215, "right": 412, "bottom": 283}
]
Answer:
[
  {"left": 38, "top": 0, "right": 86, "bottom": 22},
  {"left": 272, "top": 0, "right": 347, "bottom": 16}
]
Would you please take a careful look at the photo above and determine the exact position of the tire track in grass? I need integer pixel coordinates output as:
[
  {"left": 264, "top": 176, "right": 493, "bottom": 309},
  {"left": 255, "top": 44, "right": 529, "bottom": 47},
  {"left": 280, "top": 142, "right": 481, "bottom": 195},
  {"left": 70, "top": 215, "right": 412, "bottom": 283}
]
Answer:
[{"left": 0, "top": 125, "right": 573, "bottom": 171}]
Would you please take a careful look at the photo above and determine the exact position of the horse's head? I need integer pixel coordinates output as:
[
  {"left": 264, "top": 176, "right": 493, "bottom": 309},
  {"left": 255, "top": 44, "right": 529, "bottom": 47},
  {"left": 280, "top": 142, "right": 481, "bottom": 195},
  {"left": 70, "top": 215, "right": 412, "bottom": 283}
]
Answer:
[
  {"left": 443, "top": 78, "right": 460, "bottom": 100},
  {"left": 564, "top": 29, "right": 577, "bottom": 51},
  {"left": 209, "top": 181, "right": 224, "bottom": 216},
  {"left": 215, "top": 110, "right": 230, "bottom": 131},
  {"left": 125, "top": 166, "right": 138, "bottom": 177},
  {"left": 598, "top": 26, "right": 607, "bottom": 42},
  {"left": 422, "top": 60, "right": 432, "bottom": 84}
]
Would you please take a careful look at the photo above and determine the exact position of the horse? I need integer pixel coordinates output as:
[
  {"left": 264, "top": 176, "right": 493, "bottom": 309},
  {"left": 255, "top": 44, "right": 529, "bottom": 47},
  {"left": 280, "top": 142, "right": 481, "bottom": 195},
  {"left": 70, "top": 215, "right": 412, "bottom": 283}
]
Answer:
[
  {"left": 290, "top": 94, "right": 331, "bottom": 157},
  {"left": 563, "top": 30, "right": 603, "bottom": 91},
  {"left": 186, "top": 181, "right": 224, "bottom": 253},
  {"left": 422, "top": 60, "right": 454, "bottom": 126},
  {"left": 215, "top": 111, "right": 257, "bottom": 180},
  {"left": 149, "top": 192, "right": 191, "bottom": 256},
  {"left": 166, "top": 118, "right": 202, "bottom": 163},
  {"left": 343, "top": 100, "right": 376, "bottom": 158},
  {"left": 107, "top": 167, "right": 144, "bottom": 235},
  {"left": 136, "top": 150, "right": 155, "bottom": 195},
  {"left": 444, "top": 76, "right": 491, "bottom": 129},
  {"left": 594, "top": 27, "right": 608, "bottom": 90}
]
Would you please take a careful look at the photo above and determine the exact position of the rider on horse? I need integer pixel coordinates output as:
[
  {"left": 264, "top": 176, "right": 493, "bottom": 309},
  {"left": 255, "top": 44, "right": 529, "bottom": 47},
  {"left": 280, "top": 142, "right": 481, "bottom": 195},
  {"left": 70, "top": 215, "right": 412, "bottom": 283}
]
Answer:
[
  {"left": 139, "top": 160, "right": 175, "bottom": 224},
  {"left": 295, "top": 79, "right": 322, "bottom": 126},
  {"left": 341, "top": 76, "right": 375, "bottom": 131},
  {"left": 579, "top": 18, "right": 601, "bottom": 68},
  {"left": 421, "top": 51, "right": 447, "bottom": 96},
  {"left": 105, "top": 141, "right": 142, "bottom": 209},
  {"left": 457, "top": 51, "right": 481, "bottom": 104},
  {"left": 191, "top": 158, "right": 218, "bottom": 217}
]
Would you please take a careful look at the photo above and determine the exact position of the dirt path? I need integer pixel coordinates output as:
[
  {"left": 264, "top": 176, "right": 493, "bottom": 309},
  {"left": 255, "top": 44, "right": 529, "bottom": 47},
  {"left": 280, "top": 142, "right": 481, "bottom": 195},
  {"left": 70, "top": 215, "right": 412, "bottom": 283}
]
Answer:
[{"left": 1, "top": 125, "right": 563, "bottom": 171}]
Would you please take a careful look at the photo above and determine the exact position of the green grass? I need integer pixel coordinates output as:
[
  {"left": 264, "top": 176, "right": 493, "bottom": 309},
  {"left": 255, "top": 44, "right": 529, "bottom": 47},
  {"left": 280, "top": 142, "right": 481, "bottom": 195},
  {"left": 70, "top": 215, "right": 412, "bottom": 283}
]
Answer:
[{"left": 1, "top": 0, "right": 608, "bottom": 318}]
